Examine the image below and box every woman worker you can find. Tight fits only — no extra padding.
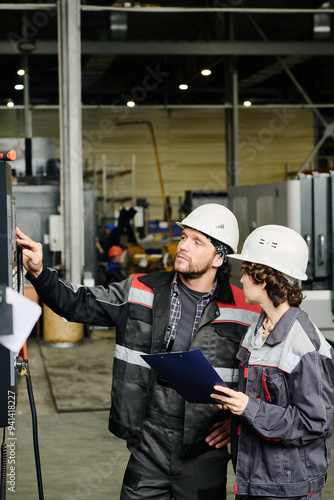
[211,225,334,500]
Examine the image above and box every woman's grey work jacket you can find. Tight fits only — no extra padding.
[232,307,334,497]
[28,267,260,458]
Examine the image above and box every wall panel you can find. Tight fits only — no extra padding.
[0,106,314,220]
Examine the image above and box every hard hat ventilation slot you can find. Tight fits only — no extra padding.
[258,238,278,248]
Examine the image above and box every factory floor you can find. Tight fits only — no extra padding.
[12,332,334,500]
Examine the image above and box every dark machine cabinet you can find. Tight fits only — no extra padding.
[300,173,332,291]
[330,173,334,313]
[228,175,334,341]
[183,190,228,216]
[312,174,331,285]
[0,160,16,428]
[300,176,314,282]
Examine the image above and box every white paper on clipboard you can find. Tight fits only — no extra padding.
[0,288,42,352]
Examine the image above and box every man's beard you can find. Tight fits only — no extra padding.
[174,253,213,280]
[178,268,209,280]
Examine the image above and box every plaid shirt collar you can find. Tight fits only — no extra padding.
[165,273,217,351]
[171,272,217,299]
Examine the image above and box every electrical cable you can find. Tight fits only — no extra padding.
[17,243,44,498]
[0,427,7,500]
[24,362,44,500]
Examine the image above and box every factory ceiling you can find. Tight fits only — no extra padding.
[0,0,333,115]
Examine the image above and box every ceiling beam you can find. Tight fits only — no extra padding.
[3,103,334,110]
[1,4,334,14]
[2,40,334,56]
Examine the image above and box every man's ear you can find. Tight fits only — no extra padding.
[212,253,223,269]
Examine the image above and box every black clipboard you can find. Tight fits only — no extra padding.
[141,349,227,404]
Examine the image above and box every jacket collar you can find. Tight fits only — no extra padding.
[138,270,235,304]
[256,306,301,345]
[138,270,176,288]
[214,279,235,304]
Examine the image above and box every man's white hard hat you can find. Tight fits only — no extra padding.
[176,203,239,253]
[228,224,309,281]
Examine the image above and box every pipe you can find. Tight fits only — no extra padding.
[1,4,334,14]
[80,6,334,14]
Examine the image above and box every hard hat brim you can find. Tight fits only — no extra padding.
[175,222,237,253]
[228,252,308,281]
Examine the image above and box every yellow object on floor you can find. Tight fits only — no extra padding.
[43,305,83,345]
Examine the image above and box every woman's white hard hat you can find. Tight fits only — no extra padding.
[176,203,239,253]
[228,224,308,281]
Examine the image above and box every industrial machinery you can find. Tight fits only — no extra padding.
[0,151,44,499]
[228,174,334,342]
[183,190,228,215]
[12,181,98,285]
[0,151,17,429]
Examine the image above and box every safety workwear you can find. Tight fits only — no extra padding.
[229,224,308,281]
[233,307,334,497]
[108,245,123,258]
[176,203,239,253]
[28,267,260,456]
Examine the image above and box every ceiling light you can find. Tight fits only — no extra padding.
[179,84,188,90]
[18,40,36,53]
[7,100,14,108]
[243,100,252,107]
[126,100,135,108]
[17,69,25,76]
[201,69,211,76]
[313,25,330,33]
[313,2,331,38]
[14,84,24,90]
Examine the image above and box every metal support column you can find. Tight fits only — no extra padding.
[225,58,239,188]
[23,58,32,176]
[225,14,239,188]
[102,154,107,218]
[57,0,84,283]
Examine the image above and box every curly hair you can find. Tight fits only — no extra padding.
[241,262,305,307]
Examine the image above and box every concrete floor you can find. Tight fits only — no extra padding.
[11,336,334,500]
